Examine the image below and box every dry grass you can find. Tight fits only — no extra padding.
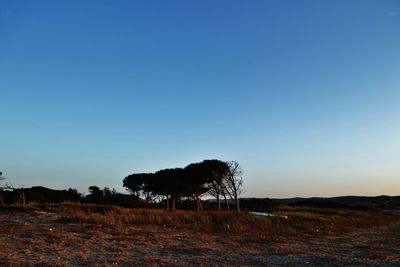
[24,202,400,237]
[1,203,400,266]
[51,202,274,233]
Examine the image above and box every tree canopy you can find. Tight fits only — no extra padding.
[123,159,243,211]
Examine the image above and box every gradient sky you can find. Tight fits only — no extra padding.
[1,0,399,197]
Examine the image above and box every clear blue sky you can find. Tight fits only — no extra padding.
[1,0,399,197]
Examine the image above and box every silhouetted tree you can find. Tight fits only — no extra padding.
[123,173,156,204]
[154,168,188,211]
[184,162,210,211]
[88,186,102,196]
[223,161,243,212]
[123,159,244,212]
[202,160,229,211]
[0,173,26,206]
[102,187,112,198]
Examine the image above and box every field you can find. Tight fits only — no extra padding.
[1,204,399,266]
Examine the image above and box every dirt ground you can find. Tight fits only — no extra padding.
[1,210,399,266]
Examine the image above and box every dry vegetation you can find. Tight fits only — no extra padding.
[1,203,399,266]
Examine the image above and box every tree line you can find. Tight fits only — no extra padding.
[0,159,243,212]
[123,159,243,212]
[0,185,142,207]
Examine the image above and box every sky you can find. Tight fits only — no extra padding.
[0,0,399,198]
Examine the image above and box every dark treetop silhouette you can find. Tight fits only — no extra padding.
[123,159,243,212]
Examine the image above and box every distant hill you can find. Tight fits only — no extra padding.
[209,195,400,205]
[274,195,400,205]
[234,195,400,211]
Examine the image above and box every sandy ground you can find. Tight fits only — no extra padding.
[0,210,399,266]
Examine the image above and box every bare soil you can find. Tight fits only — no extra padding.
[0,209,399,266]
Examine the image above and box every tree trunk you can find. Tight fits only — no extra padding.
[168,196,176,211]
[222,192,230,210]
[199,197,203,211]
[235,196,240,212]
[166,196,169,211]
[195,195,203,211]
[21,190,25,207]
[234,193,240,212]
[195,196,200,211]
[171,196,176,211]
[216,194,221,211]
